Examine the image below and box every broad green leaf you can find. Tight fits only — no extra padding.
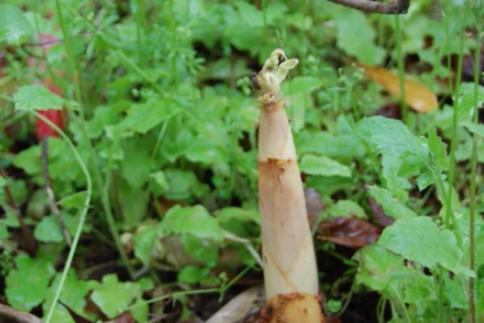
[177,265,205,284]
[382,153,411,191]
[0,5,33,45]
[296,130,365,160]
[300,154,351,177]
[91,274,141,318]
[333,10,385,65]
[328,200,367,219]
[43,271,92,323]
[0,222,8,239]
[181,234,219,266]
[34,215,64,243]
[443,275,468,309]
[0,176,6,188]
[185,139,227,165]
[216,207,260,225]
[354,245,406,292]
[428,129,448,170]
[150,171,170,192]
[120,101,173,134]
[455,83,484,121]
[14,85,64,111]
[133,226,160,266]
[356,116,428,162]
[461,121,484,138]
[234,1,264,27]
[282,76,323,95]
[13,146,41,175]
[118,179,149,229]
[378,217,474,276]
[368,186,417,219]
[6,254,55,311]
[58,191,88,210]
[162,205,224,242]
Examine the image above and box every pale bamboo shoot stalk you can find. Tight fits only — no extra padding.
[255,49,325,323]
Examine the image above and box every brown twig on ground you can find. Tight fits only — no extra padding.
[0,166,38,256]
[0,303,44,323]
[326,0,410,14]
[41,137,72,247]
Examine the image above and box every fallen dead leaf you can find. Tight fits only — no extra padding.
[359,63,438,113]
[317,216,381,249]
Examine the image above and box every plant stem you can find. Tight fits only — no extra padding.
[54,0,134,277]
[394,15,407,124]
[468,4,482,322]
[37,113,92,323]
[445,7,467,229]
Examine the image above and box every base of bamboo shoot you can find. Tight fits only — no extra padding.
[259,293,327,323]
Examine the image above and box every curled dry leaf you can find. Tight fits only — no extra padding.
[206,285,265,323]
[317,216,381,249]
[367,196,394,227]
[359,63,438,113]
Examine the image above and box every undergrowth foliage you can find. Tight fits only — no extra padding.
[0,0,483,322]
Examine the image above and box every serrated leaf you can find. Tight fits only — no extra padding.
[328,200,367,219]
[6,254,55,311]
[378,217,474,276]
[14,85,64,111]
[0,5,33,45]
[91,274,141,319]
[43,271,92,323]
[368,186,417,219]
[300,154,351,177]
[58,191,87,210]
[34,215,64,243]
[162,205,224,242]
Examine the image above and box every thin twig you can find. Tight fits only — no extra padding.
[41,137,72,247]
[0,303,44,323]
[0,166,37,257]
[325,0,410,14]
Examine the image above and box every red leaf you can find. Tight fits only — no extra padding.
[317,216,381,249]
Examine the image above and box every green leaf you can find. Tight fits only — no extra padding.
[162,205,224,242]
[356,116,428,163]
[378,217,474,276]
[91,274,141,318]
[13,146,41,175]
[328,200,367,219]
[234,1,264,27]
[181,234,219,267]
[6,254,55,311]
[333,10,385,65]
[0,176,6,188]
[216,207,260,225]
[455,83,484,121]
[58,191,87,210]
[300,154,351,177]
[14,85,64,111]
[120,101,173,134]
[296,130,364,160]
[133,226,160,266]
[118,178,150,229]
[43,271,92,323]
[428,129,448,170]
[381,153,411,191]
[185,139,227,165]
[0,222,8,239]
[0,5,33,45]
[150,171,170,192]
[34,215,64,243]
[368,186,417,219]
[177,265,208,284]
[354,245,406,292]
[461,121,484,138]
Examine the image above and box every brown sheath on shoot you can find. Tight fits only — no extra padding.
[255,49,325,323]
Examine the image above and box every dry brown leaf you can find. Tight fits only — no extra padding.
[359,63,438,113]
[317,216,381,249]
